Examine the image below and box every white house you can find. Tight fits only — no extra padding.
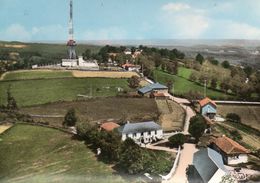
[199,97,217,119]
[212,136,250,165]
[192,148,229,183]
[118,121,163,144]
[62,56,99,70]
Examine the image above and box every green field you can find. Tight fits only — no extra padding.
[0,78,129,107]
[153,70,232,99]
[3,71,73,80]
[177,67,193,79]
[0,124,124,183]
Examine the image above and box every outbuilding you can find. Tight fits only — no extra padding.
[211,136,250,165]
[199,97,217,119]
[138,82,168,97]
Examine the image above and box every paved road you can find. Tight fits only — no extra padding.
[163,143,198,183]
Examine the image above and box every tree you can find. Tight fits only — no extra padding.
[244,66,253,77]
[195,53,204,64]
[210,78,218,89]
[188,115,207,142]
[63,108,77,126]
[119,138,145,174]
[127,76,140,88]
[83,49,92,59]
[6,86,18,110]
[189,72,198,82]
[166,80,174,92]
[226,113,241,123]
[168,133,185,148]
[222,60,230,69]
[166,62,178,75]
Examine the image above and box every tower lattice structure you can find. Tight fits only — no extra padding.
[67,0,77,59]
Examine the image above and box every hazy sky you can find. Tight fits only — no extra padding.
[1,0,260,41]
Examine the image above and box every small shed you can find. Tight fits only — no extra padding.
[199,97,217,119]
[211,136,250,165]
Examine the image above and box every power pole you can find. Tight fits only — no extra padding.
[204,79,207,98]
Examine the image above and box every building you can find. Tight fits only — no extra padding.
[100,121,120,132]
[199,97,217,119]
[138,82,168,97]
[150,92,169,100]
[62,56,99,70]
[124,48,132,55]
[192,148,228,183]
[118,121,163,144]
[61,0,99,70]
[211,136,250,165]
[121,63,141,72]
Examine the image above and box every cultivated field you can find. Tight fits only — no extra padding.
[21,97,159,127]
[217,104,260,131]
[215,122,260,150]
[0,78,129,107]
[1,70,73,80]
[0,124,124,183]
[156,99,185,132]
[0,124,12,134]
[72,71,139,78]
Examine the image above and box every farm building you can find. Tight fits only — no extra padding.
[138,82,168,97]
[121,63,141,72]
[118,121,163,144]
[192,148,228,183]
[100,121,120,132]
[211,136,250,165]
[199,97,217,119]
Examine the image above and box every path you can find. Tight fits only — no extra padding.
[163,143,198,183]
[146,144,178,153]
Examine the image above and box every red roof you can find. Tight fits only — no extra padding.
[199,97,216,107]
[100,122,120,132]
[214,136,250,155]
[122,63,136,68]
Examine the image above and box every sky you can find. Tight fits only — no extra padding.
[1,0,260,42]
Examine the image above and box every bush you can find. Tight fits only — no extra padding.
[226,113,241,123]
[230,130,242,141]
[169,133,185,148]
[63,108,77,126]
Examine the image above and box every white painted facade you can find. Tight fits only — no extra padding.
[122,129,163,144]
[227,154,248,165]
[62,56,99,70]
[208,169,227,183]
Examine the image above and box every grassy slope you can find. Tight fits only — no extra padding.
[154,70,231,99]
[0,124,124,183]
[0,78,129,106]
[3,70,73,80]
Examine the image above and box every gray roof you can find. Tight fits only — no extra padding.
[138,82,168,94]
[193,148,227,183]
[118,121,162,134]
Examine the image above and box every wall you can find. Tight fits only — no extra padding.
[122,129,163,144]
[227,154,248,165]
[201,104,216,116]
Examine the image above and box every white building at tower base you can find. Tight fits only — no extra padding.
[62,56,99,70]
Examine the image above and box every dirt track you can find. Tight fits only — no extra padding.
[72,70,139,78]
